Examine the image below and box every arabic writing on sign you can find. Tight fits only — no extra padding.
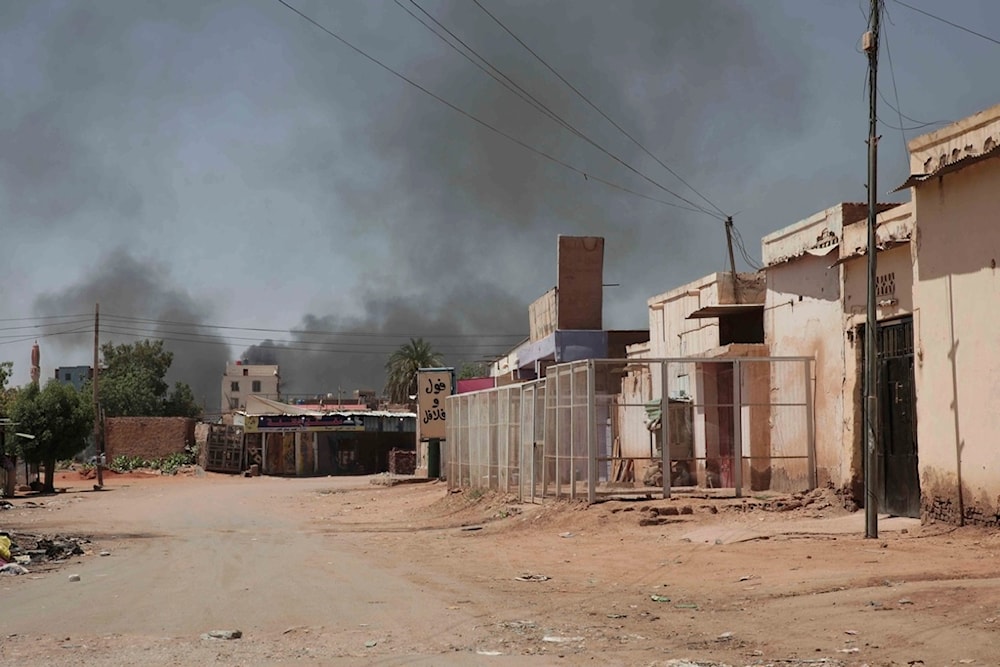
[424,377,448,394]
[416,369,453,440]
[423,397,445,424]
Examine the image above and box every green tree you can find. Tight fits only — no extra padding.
[10,381,93,493]
[164,381,202,418]
[91,340,202,418]
[0,361,13,415]
[458,362,489,379]
[384,338,443,404]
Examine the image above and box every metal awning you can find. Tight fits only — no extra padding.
[894,144,1000,192]
[686,304,764,319]
[829,239,910,267]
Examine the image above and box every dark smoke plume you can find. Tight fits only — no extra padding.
[32,249,227,412]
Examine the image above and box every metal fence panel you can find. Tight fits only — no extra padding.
[446,356,814,501]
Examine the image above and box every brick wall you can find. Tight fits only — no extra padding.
[105,417,196,462]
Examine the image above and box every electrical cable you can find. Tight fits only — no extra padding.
[101,313,526,340]
[880,5,910,163]
[875,86,947,127]
[0,319,92,334]
[275,0,719,219]
[892,0,1000,48]
[394,0,574,136]
[0,326,93,347]
[400,0,723,220]
[99,326,513,357]
[471,0,728,219]
[98,323,514,352]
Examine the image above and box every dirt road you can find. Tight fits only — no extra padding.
[2,472,999,666]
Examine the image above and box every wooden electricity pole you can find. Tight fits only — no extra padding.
[863,0,881,538]
[93,303,104,488]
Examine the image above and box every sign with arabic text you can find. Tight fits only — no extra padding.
[417,368,454,440]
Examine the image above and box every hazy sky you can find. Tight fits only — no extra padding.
[2,0,999,408]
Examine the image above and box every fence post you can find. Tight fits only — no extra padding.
[661,360,671,499]
[552,371,559,500]
[805,358,817,490]
[732,359,743,498]
[587,360,597,504]
[569,365,577,501]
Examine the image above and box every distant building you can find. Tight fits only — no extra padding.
[222,361,280,413]
[54,366,94,392]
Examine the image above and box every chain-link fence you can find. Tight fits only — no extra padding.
[447,356,814,502]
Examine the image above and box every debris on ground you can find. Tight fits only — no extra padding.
[202,630,242,640]
[0,563,29,575]
[0,532,92,571]
[515,573,550,582]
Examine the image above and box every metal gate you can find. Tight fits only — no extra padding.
[877,317,919,517]
[205,424,244,474]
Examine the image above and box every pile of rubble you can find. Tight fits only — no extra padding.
[0,531,90,575]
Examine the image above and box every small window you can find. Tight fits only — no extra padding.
[252,380,261,393]
[243,368,249,376]
[231,381,240,392]
[229,397,240,410]
[64,373,72,381]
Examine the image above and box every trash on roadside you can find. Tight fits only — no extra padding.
[650,594,671,603]
[607,613,627,619]
[515,574,551,582]
[0,534,10,561]
[68,574,81,582]
[0,563,29,576]
[542,635,584,643]
[202,630,242,640]
[476,650,503,656]
[559,532,575,538]
[364,639,378,648]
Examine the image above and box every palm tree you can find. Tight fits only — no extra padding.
[384,338,444,404]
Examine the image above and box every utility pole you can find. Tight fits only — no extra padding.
[863,0,881,538]
[93,303,104,488]
[724,216,741,303]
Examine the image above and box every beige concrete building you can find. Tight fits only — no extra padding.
[761,202,913,500]
[757,100,1000,525]
[620,271,768,488]
[222,361,280,413]
[903,102,1000,526]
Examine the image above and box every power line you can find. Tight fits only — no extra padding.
[99,327,514,357]
[400,0,723,220]
[892,0,1000,48]
[0,319,92,334]
[0,326,92,347]
[274,0,716,218]
[471,0,728,219]
[880,5,911,163]
[0,313,90,323]
[394,0,571,134]
[99,323,515,352]
[102,313,525,340]
[875,86,946,127]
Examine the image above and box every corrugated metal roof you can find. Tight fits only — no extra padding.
[894,143,1000,191]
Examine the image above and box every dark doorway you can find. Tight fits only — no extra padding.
[877,317,920,517]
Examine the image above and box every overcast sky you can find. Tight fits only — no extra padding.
[2,0,999,409]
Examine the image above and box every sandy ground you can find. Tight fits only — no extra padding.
[1,470,998,666]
